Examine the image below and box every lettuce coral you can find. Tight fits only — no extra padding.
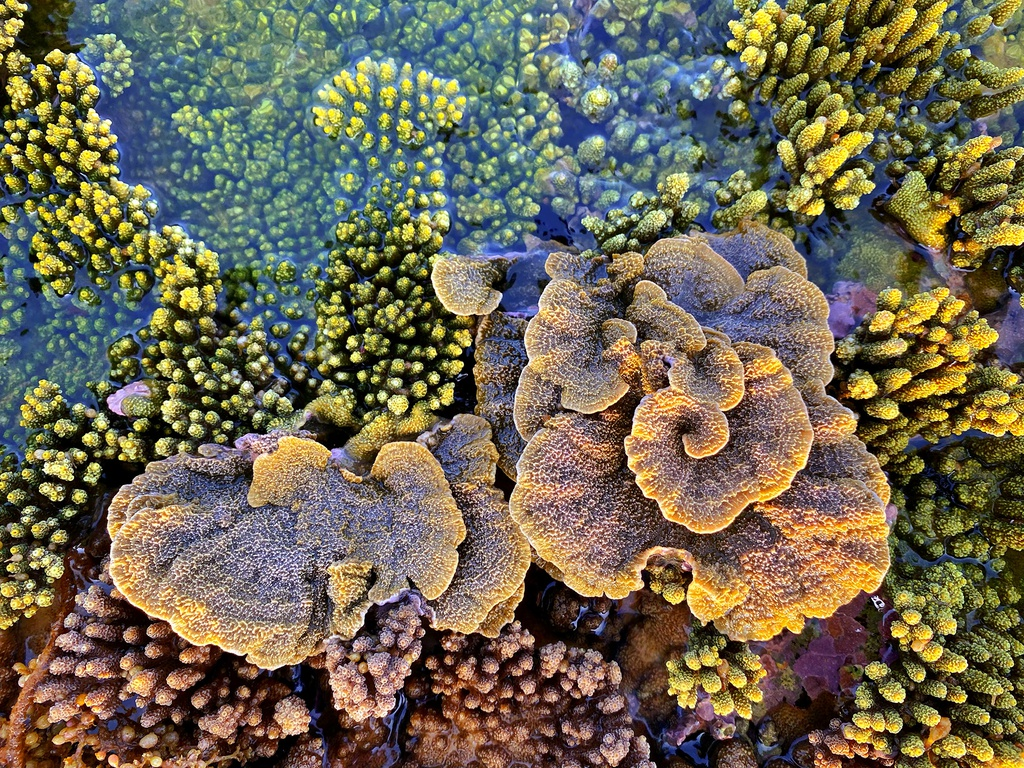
[107,433,466,668]
[475,222,893,640]
[833,286,1024,478]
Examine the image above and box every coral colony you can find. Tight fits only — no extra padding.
[1,0,1024,766]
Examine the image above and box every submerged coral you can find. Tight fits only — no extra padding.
[449,222,894,641]
[833,287,1024,478]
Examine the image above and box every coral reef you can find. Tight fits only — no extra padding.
[495,222,891,640]
[405,621,656,767]
[107,433,466,667]
[667,620,766,719]
[3,567,308,767]
[833,287,1024,478]
[304,180,474,459]
[0,381,125,628]
[81,33,133,97]
[830,435,1024,768]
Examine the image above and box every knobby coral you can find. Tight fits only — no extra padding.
[404,621,657,767]
[833,286,1024,479]
[4,567,308,768]
[436,221,891,640]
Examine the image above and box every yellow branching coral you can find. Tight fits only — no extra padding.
[490,222,889,640]
[834,287,1024,478]
[108,434,467,668]
[884,137,1024,269]
[312,56,465,214]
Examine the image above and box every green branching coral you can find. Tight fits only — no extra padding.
[667,619,766,719]
[108,226,296,461]
[305,180,474,459]
[0,381,125,628]
[311,56,464,216]
[834,287,1024,479]
[726,0,1024,219]
[0,49,156,297]
[837,437,1024,768]
[885,136,1024,270]
[583,172,700,254]
[81,33,133,98]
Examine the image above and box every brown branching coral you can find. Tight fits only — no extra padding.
[404,621,656,768]
[309,594,429,723]
[107,433,466,667]
[833,286,1024,478]
[502,222,890,640]
[6,568,308,768]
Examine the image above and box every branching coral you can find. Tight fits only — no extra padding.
[667,620,767,719]
[310,594,429,723]
[726,0,1024,219]
[81,33,133,98]
[833,286,1024,478]
[405,621,657,767]
[884,136,1024,269]
[470,222,893,640]
[0,49,156,296]
[304,179,474,460]
[831,436,1024,768]
[0,380,127,628]
[107,433,466,667]
[5,567,308,767]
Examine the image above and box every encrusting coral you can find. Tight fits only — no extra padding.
[431,221,891,641]
[403,620,657,768]
[3,566,308,768]
[106,418,527,668]
[833,286,1024,479]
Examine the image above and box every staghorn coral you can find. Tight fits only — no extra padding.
[830,438,1024,768]
[667,620,767,719]
[833,286,1024,478]
[311,56,464,216]
[884,137,1024,270]
[80,33,133,98]
[493,222,890,640]
[6,567,308,768]
[304,178,474,460]
[584,172,700,255]
[404,621,656,768]
[107,225,297,461]
[107,433,466,668]
[310,594,429,723]
[0,49,156,297]
[0,380,127,628]
[726,0,1024,219]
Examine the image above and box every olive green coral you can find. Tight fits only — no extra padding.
[305,181,474,459]
[838,438,1024,768]
[0,380,125,628]
[833,286,1024,478]
[666,619,766,719]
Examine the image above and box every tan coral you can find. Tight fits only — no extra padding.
[421,414,530,635]
[510,222,888,640]
[626,343,814,533]
[431,253,510,315]
[108,434,465,668]
[474,311,529,479]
